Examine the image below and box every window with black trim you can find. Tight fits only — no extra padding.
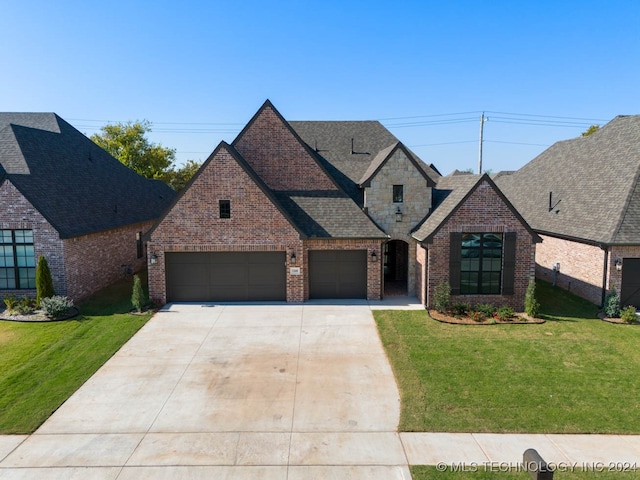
[219,200,231,219]
[393,185,404,203]
[460,233,503,294]
[136,232,143,259]
[0,229,36,289]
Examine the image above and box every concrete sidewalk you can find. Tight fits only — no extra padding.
[1,299,639,478]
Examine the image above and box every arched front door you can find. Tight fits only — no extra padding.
[384,240,408,296]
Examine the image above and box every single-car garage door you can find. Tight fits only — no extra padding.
[621,258,640,308]
[309,250,367,299]
[166,252,286,302]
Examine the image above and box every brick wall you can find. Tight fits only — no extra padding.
[148,145,303,304]
[535,234,605,305]
[0,180,65,297]
[234,104,338,192]
[63,220,153,301]
[425,181,536,310]
[415,243,427,304]
[303,238,383,300]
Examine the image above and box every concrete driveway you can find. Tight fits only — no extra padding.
[0,302,412,479]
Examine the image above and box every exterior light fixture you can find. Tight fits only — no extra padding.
[371,251,378,262]
[150,254,158,265]
[395,207,403,222]
[615,258,623,271]
[290,252,296,264]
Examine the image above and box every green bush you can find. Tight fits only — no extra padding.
[35,256,55,307]
[40,296,74,319]
[468,310,485,322]
[451,302,471,316]
[433,281,451,313]
[524,279,540,317]
[15,296,35,315]
[131,274,147,313]
[496,305,515,322]
[620,306,637,324]
[475,303,495,317]
[3,295,18,312]
[604,287,621,318]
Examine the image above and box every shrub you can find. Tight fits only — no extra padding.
[620,306,637,324]
[468,310,485,322]
[4,294,18,312]
[524,279,540,318]
[433,281,451,313]
[496,305,515,322]
[40,295,74,319]
[451,302,471,316]
[15,296,35,315]
[131,274,147,313]
[475,303,495,317]
[35,256,55,307]
[604,287,621,318]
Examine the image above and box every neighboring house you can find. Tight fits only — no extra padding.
[148,100,538,308]
[0,113,175,301]
[497,115,640,308]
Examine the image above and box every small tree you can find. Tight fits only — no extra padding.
[433,281,451,313]
[604,287,621,318]
[524,278,540,318]
[35,256,55,307]
[131,274,146,313]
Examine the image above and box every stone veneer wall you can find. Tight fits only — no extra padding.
[63,220,152,301]
[425,180,536,310]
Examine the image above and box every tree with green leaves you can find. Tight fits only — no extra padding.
[581,125,600,137]
[35,255,55,307]
[164,159,202,192]
[91,120,176,181]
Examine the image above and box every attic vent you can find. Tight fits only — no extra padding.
[88,152,92,162]
[351,138,354,154]
[549,191,561,213]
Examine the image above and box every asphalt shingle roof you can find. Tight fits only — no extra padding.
[0,113,175,239]
[496,115,640,245]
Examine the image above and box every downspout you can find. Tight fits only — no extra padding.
[601,245,609,308]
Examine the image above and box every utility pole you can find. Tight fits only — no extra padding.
[478,112,488,174]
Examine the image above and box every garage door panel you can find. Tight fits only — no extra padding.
[309,250,367,299]
[166,252,285,302]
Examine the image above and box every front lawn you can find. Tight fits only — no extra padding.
[375,280,640,433]
[0,273,151,434]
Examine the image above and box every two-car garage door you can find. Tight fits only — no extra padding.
[165,249,368,302]
[166,252,286,302]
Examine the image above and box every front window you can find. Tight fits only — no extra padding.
[219,200,231,219]
[0,229,36,289]
[393,185,404,203]
[460,233,503,294]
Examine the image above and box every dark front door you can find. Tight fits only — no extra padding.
[384,240,408,296]
[309,250,367,299]
[621,258,640,308]
[165,252,286,302]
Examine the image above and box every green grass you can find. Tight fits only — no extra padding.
[0,273,151,433]
[375,280,640,433]
[411,466,640,479]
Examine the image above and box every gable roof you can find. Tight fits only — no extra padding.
[496,115,640,245]
[290,120,441,203]
[0,113,175,239]
[412,173,540,243]
[357,141,438,187]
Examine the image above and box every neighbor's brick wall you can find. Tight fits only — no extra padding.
[608,245,640,294]
[148,146,303,304]
[363,148,432,234]
[535,234,604,305]
[234,105,338,192]
[63,220,153,301]
[426,180,536,310]
[303,238,384,300]
[0,180,65,297]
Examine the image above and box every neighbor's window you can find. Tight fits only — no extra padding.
[460,233,503,294]
[136,232,143,259]
[393,185,404,203]
[219,200,231,219]
[0,229,36,289]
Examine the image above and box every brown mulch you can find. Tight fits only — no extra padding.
[0,307,80,323]
[598,312,640,325]
[428,309,545,325]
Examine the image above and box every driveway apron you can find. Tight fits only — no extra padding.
[0,303,410,479]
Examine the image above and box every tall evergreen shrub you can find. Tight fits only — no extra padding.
[35,255,55,307]
[524,279,540,317]
[131,274,146,313]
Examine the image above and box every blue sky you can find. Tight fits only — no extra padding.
[2,0,639,174]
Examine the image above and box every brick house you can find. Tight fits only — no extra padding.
[0,113,175,301]
[148,101,538,308]
[497,115,640,308]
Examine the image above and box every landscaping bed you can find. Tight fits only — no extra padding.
[429,308,544,325]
